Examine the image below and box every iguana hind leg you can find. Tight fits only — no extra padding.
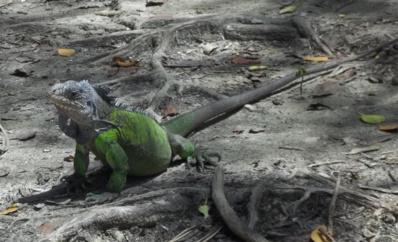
[168,133,221,170]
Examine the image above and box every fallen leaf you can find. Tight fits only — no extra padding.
[335,67,356,80]
[164,105,178,117]
[38,218,68,235]
[310,225,331,242]
[279,6,296,14]
[198,204,210,219]
[312,81,339,97]
[232,126,243,134]
[348,145,380,155]
[248,65,267,71]
[202,43,218,55]
[112,57,139,67]
[0,204,19,215]
[378,125,398,131]
[58,49,75,57]
[303,56,329,62]
[63,155,74,162]
[339,14,346,18]
[358,113,386,124]
[231,56,261,65]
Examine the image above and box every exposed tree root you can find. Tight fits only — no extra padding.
[327,172,341,237]
[79,15,333,113]
[212,163,269,242]
[34,187,210,241]
[247,181,266,230]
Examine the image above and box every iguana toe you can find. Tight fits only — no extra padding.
[188,151,221,171]
[85,192,119,206]
[61,173,89,194]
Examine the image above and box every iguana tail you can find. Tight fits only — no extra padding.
[162,70,302,137]
[162,37,398,137]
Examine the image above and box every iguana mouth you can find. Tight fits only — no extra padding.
[50,95,85,113]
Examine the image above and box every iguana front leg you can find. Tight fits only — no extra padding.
[168,134,220,170]
[94,133,129,192]
[61,143,90,193]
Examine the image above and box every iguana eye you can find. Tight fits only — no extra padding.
[70,91,78,98]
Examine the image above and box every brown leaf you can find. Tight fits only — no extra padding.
[112,57,139,67]
[303,56,328,62]
[63,155,74,162]
[312,81,339,97]
[379,125,398,131]
[38,218,69,235]
[231,56,261,65]
[232,126,243,134]
[335,67,356,80]
[164,105,178,117]
[58,49,75,57]
[310,225,331,242]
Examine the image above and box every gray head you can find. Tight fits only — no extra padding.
[49,80,107,124]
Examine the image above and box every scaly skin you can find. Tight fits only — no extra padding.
[50,81,194,192]
[50,37,398,194]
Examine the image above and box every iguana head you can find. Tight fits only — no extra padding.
[50,80,109,124]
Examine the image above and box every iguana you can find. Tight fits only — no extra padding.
[49,38,397,195]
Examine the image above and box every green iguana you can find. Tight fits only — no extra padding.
[49,39,397,195]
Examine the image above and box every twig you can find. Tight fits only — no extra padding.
[308,161,345,168]
[170,224,201,242]
[319,227,337,242]
[212,163,269,242]
[196,226,223,242]
[357,184,398,195]
[0,122,10,155]
[328,172,341,237]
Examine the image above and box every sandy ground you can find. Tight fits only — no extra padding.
[1,0,398,241]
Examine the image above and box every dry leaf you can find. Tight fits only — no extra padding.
[348,145,380,155]
[0,204,19,215]
[310,225,331,242]
[312,81,339,97]
[303,56,329,62]
[38,218,68,235]
[112,57,139,67]
[379,125,398,131]
[231,56,261,65]
[58,49,75,57]
[164,105,178,117]
[335,67,356,80]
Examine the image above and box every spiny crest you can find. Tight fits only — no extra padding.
[82,81,157,121]
[113,101,158,122]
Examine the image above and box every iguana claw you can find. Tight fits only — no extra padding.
[187,151,221,171]
[61,173,89,194]
[85,192,119,206]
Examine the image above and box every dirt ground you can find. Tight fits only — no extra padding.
[1,0,398,241]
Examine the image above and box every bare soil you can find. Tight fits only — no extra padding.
[1,0,398,241]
